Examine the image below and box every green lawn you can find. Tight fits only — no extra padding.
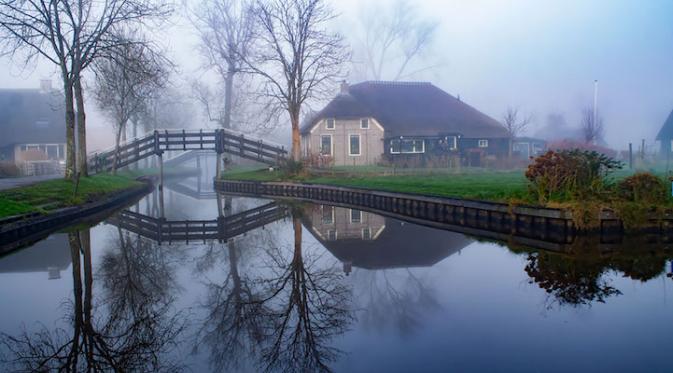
[222,168,530,202]
[0,174,143,219]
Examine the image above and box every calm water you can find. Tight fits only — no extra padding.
[1,172,672,372]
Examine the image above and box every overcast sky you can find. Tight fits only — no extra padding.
[2,0,672,151]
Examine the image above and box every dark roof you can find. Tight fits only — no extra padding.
[0,234,71,274]
[304,217,473,270]
[301,81,508,138]
[656,109,673,140]
[0,89,66,148]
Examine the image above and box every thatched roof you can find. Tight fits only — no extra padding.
[301,81,508,138]
[656,109,673,140]
[0,89,65,148]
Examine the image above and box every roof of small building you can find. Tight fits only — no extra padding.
[301,81,508,138]
[656,108,673,140]
[0,89,66,148]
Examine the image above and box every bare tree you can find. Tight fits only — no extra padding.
[354,0,438,81]
[580,106,604,144]
[190,0,255,131]
[93,36,169,174]
[0,0,171,178]
[502,106,532,157]
[243,0,349,161]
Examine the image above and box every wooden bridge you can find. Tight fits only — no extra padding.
[107,202,289,244]
[89,129,287,174]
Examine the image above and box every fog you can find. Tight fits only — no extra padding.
[2,0,672,152]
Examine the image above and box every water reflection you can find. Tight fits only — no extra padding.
[2,178,673,372]
[0,228,185,372]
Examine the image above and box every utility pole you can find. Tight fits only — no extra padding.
[593,80,598,142]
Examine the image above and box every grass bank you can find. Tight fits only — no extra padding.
[0,174,144,219]
[221,168,530,202]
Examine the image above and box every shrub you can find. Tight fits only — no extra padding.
[283,158,305,175]
[525,149,622,202]
[0,161,20,177]
[616,172,667,204]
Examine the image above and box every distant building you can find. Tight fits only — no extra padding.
[300,81,510,167]
[302,204,472,274]
[0,80,66,175]
[512,137,547,159]
[656,109,673,157]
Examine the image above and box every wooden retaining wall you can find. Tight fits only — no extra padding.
[214,180,673,246]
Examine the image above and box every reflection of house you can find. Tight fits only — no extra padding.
[303,205,473,274]
[0,234,71,279]
[0,80,66,175]
[300,81,510,167]
[512,137,546,159]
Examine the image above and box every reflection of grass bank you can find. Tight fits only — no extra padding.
[0,174,144,218]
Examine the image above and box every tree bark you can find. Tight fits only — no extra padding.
[223,66,235,130]
[74,78,88,176]
[112,120,127,175]
[291,110,301,161]
[64,77,76,180]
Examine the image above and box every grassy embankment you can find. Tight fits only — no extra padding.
[221,167,532,202]
[0,174,144,219]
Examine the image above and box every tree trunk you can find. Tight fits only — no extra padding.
[64,78,76,180]
[74,78,88,176]
[291,111,301,161]
[112,121,126,175]
[223,66,235,130]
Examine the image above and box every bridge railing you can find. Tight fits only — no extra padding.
[89,128,288,174]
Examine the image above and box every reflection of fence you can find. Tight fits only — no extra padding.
[108,202,288,243]
[89,129,287,173]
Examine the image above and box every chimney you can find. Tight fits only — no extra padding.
[339,80,349,95]
[40,79,52,93]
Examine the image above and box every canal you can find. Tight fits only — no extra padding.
[0,171,672,372]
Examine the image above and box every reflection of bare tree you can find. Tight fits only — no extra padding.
[197,239,270,372]
[257,215,353,372]
[354,268,439,337]
[1,228,184,372]
[524,252,621,308]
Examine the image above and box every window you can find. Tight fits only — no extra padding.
[321,205,334,224]
[349,134,361,156]
[447,136,457,150]
[326,118,335,129]
[390,139,425,154]
[360,118,369,129]
[327,230,338,241]
[478,139,489,148]
[362,228,371,240]
[320,135,332,155]
[350,209,362,223]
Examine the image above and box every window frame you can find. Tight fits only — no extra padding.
[320,134,333,156]
[325,118,335,130]
[321,205,335,225]
[478,139,489,148]
[349,134,361,156]
[350,209,362,223]
[362,227,371,240]
[360,118,369,129]
[327,230,338,241]
[389,138,425,154]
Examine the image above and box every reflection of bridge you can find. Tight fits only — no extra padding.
[108,202,289,243]
[89,129,287,174]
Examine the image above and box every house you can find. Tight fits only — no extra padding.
[300,81,510,167]
[0,80,66,175]
[302,204,472,274]
[512,137,547,159]
[656,108,673,157]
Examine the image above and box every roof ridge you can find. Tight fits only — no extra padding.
[359,80,432,86]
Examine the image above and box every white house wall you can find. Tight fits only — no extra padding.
[304,118,384,166]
